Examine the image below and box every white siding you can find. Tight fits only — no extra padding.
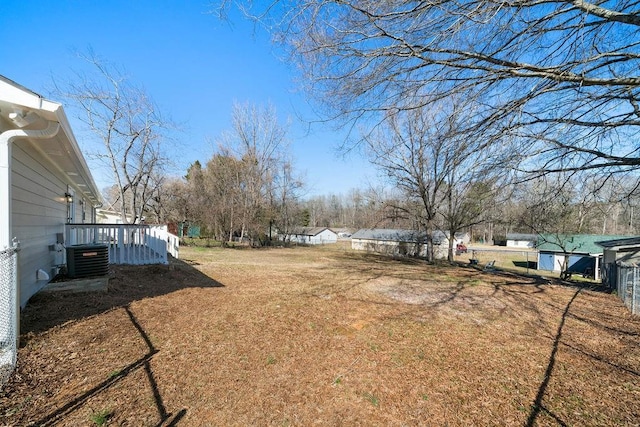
[309,229,338,244]
[540,253,569,272]
[12,139,68,306]
[288,234,309,244]
[507,239,535,248]
[289,229,338,245]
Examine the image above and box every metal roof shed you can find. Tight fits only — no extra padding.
[596,237,640,288]
[536,234,628,281]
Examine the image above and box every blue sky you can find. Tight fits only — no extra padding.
[0,0,377,197]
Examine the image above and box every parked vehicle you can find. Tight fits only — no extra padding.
[456,243,468,255]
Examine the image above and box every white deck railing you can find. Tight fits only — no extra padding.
[65,223,179,265]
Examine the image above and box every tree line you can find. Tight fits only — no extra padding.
[148,102,305,246]
[216,0,640,261]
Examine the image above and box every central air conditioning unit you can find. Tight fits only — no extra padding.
[66,244,109,278]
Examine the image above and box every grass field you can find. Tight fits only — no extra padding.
[1,244,639,426]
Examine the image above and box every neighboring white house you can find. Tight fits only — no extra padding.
[351,228,451,259]
[96,208,131,224]
[0,75,102,307]
[506,233,537,248]
[284,227,338,245]
[332,228,354,239]
[432,230,470,247]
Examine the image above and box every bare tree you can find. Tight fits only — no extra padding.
[230,0,640,180]
[184,102,301,245]
[440,180,498,261]
[179,157,242,241]
[269,158,305,239]
[364,101,499,261]
[148,176,188,224]
[205,152,245,242]
[54,52,173,224]
[224,102,292,243]
[183,161,209,234]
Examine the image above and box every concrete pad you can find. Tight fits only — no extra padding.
[41,277,109,294]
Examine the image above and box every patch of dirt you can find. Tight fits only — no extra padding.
[363,275,517,325]
[1,245,640,426]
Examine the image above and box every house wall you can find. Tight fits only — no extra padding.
[456,233,471,244]
[433,244,448,259]
[310,229,337,244]
[603,249,617,268]
[538,251,598,274]
[11,139,86,306]
[288,234,310,244]
[538,252,565,272]
[602,250,616,287]
[97,211,124,224]
[351,238,423,257]
[289,229,338,245]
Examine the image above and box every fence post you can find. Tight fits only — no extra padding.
[618,265,623,307]
[13,239,19,347]
[631,267,639,314]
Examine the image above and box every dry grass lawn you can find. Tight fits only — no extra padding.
[1,243,640,426]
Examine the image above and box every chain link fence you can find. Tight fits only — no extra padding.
[0,241,19,388]
[615,265,640,315]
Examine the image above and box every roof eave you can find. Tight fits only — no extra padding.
[1,77,102,207]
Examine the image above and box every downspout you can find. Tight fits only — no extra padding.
[0,121,60,344]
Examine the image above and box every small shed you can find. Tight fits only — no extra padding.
[285,227,338,245]
[596,237,640,288]
[506,233,537,248]
[537,234,627,280]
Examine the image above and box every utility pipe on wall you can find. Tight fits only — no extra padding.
[0,120,59,346]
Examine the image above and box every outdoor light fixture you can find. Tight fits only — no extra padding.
[64,192,74,204]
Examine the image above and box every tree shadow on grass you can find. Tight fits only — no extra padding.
[4,256,219,425]
[512,260,538,269]
[20,256,224,339]
[30,306,187,426]
[525,287,582,427]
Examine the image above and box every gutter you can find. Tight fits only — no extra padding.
[51,105,102,208]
